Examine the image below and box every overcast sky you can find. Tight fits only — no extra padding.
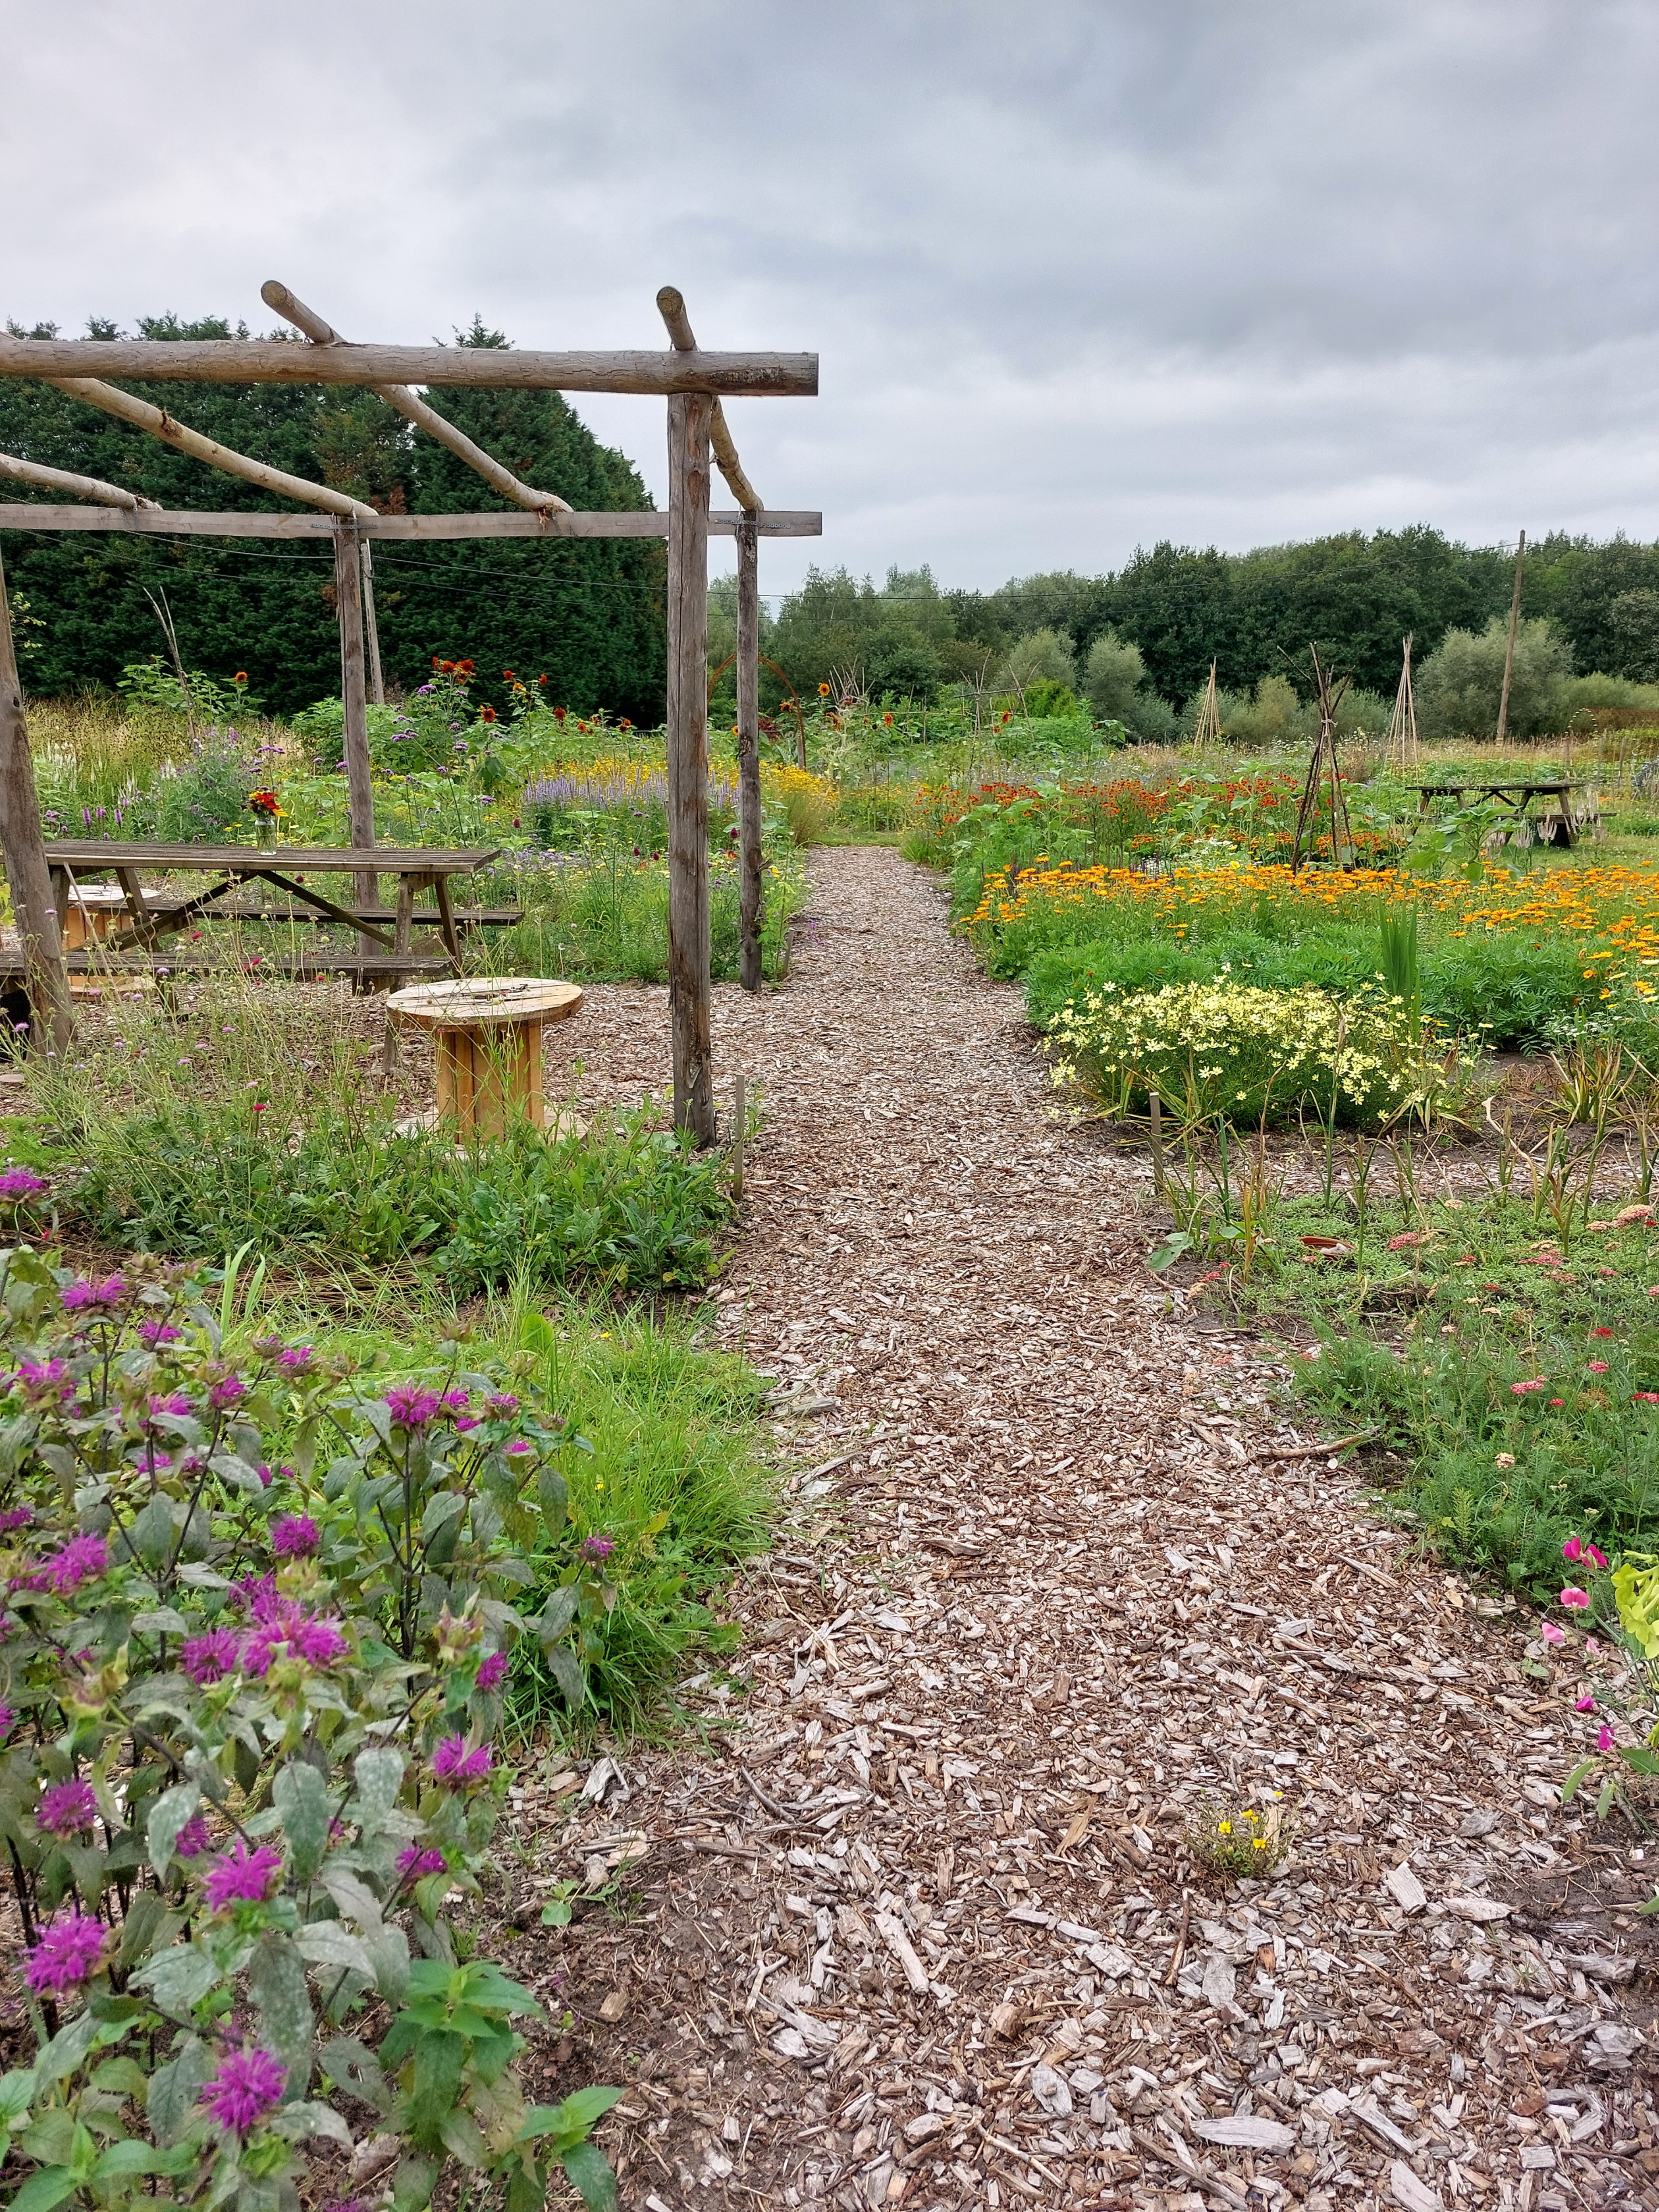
[7,0,1659,597]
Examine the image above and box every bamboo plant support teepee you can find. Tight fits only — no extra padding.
[1191,660,1221,753]
[1290,646,1357,874]
[1386,633,1419,775]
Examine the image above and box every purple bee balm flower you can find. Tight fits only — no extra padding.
[580,1533,615,1561]
[269,1514,320,1559]
[137,1319,183,1347]
[240,1598,346,1677]
[454,1416,480,1432]
[441,1389,470,1410]
[504,1439,534,1457]
[486,1393,520,1415]
[15,1359,66,1395]
[200,2047,286,2136]
[181,1629,241,1686]
[24,1909,108,1997]
[0,1168,46,1201]
[174,1813,211,1858]
[148,1390,194,1420]
[385,1384,442,1430]
[278,1345,312,1370]
[0,1504,32,1532]
[202,1840,284,1912]
[476,1651,508,1692]
[59,1279,97,1311]
[36,1778,98,1837]
[36,1533,108,1594]
[0,1704,13,1737]
[431,1736,493,1787]
[397,1845,447,1880]
[290,1614,347,1667]
[234,1572,280,1618]
[207,1375,246,1410]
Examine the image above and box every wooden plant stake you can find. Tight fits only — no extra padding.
[1192,660,1221,753]
[361,539,385,707]
[1496,529,1526,745]
[1386,633,1418,774]
[665,387,716,1144]
[737,517,764,991]
[1149,1087,1166,1198]
[333,520,377,944]
[0,547,70,1052]
[1290,646,1355,874]
[732,1071,746,1203]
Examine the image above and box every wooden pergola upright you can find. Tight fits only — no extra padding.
[0,286,820,1141]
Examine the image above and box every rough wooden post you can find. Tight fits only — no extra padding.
[666,390,716,1144]
[0,548,70,1053]
[737,517,763,992]
[1496,528,1526,746]
[333,520,377,942]
[361,538,385,707]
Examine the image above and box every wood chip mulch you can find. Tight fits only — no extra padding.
[467,851,1659,2209]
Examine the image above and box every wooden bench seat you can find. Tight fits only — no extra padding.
[3,951,455,981]
[138,901,523,928]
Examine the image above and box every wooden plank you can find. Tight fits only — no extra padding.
[666,389,716,1145]
[361,538,385,706]
[48,377,377,519]
[0,546,70,1048]
[332,521,377,920]
[0,504,822,539]
[736,516,763,992]
[260,282,575,516]
[44,842,501,870]
[0,452,159,510]
[137,901,520,927]
[657,288,764,515]
[0,337,818,397]
[18,951,453,979]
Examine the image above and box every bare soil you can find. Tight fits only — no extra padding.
[478,848,1658,2211]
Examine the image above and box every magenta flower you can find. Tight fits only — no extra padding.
[487,1393,520,1416]
[1587,1360,1609,1375]
[455,1416,479,1432]
[0,1504,32,1532]
[255,1464,275,1488]
[0,1704,13,1737]
[1576,1693,1597,1712]
[239,1598,347,1677]
[290,1615,347,1667]
[0,1169,46,1201]
[385,1384,442,1431]
[147,1390,194,1421]
[181,1629,241,1686]
[476,1651,508,1692]
[580,1533,615,1561]
[174,1813,211,1858]
[1561,1587,1591,1609]
[1598,1724,1615,1752]
[13,1361,64,1397]
[1563,1536,1584,1562]
[397,1845,446,1881]
[431,1737,493,1787]
[277,1345,312,1371]
[200,2047,286,2135]
[137,1319,183,1347]
[441,1389,470,1410]
[1541,1621,1565,1645]
[269,1515,319,1559]
[202,1840,283,1912]
[1587,1542,1609,1569]
[36,1778,98,1837]
[206,1375,246,1410]
[24,1909,108,1997]
[61,1275,124,1313]
[34,1532,108,1593]
[505,1440,534,1458]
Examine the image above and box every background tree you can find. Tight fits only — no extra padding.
[1415,615,1575,739]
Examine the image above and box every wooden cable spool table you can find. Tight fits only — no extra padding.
[385,977,583,1139]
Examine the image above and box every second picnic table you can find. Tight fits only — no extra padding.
[1409,779,1583,846]
[41,841,512,982]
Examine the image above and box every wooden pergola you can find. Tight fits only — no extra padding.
[0,283,820,1142]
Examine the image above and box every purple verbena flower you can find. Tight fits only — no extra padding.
[431,1736,493,1787]
[0,1169,46,1201]
[181,1629,241,1686]
[476,1651,508,1693]
[202,1840,284,1913]
[269,1514,319,1559]
[200,2047,286,2135]
[385,1384,442,1430]
[24,1909,108,1997]
[174,1813,211,1858]
[36,1778,98,1837]
[580,1534,615,1562]
[397,1845,446,1881]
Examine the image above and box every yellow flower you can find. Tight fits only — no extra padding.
[1251,1837,1267,1850]
[1217,1820,1232,1835]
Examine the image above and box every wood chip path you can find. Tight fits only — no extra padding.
[500,847,1657,2212]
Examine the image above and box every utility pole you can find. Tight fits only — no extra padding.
[1496,529,1526,745]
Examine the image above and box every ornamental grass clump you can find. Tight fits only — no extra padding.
[0,1247,625,2212]
[1046,976,1451,1130]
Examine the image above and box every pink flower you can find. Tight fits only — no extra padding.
[24,1910,108,1997]
[1635,1391,1659,1406]
[1598,1724,1615,1752]
[33,1532,108,1594]
[202,1840,283,1912]
[13,1360,65,1397]
[1563,1537,1584,1563]
[1541,1621,1565,1645]
[269,1515,319,1559]
[441,1389,469,1410]
[487,1393,520,1416]
[1511,1378,1547,1395]
[1561,1587,1591,1609]
[36,1778,98,1837]
[431,1736,493,1787]
[277,1346,312,1371]
[137,1319,182,1347]
[181,1629,241,1686]
[200,2047,286,2136]
[1587,1361,1609,1374]
[397,1845,446,1881]
[1587,1542,1609,1569]
[1576,1693,1597,1712]
[174,1813,211,1858]
[580,1533,615,1561]
[385,1385,442,1431]
[476,1651,508,1692]
[0,1168,46,1201]
[206,1375,246,1410]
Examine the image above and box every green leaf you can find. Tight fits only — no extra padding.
[408,2028,467,2154]
[561,2141,619,2212]
[549,2086,626,2140]
[1597,1777,1616,1820]
[248,1932,314,2096]
[272,2099,353,2148]
[132,1943,221,2022]
[536,1587,578,1642]
[147,1783,202,1880]
[34,2008,102,2086]
[131,1608,191,1636]
[272,1761,331,1882]
[390,2154,439,2212]
[127,1495,178,1570]
[147,2036,212,2147]
[546,1646,584,1710]
[293,1922,376,1979]
[8,2167,76,2212]
[1560,1757,1597,1805]
[439,2107,488,2167]
[0,2067,37,2126]
[351,1746,406,1834]
[362,1924,411,2007]
[116,1890,173,1971]
[1620,1747,1659,1776]
[317,2038,390,2116]
[93,2137,198,2179]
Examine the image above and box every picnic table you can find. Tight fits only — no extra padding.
[40,842,512,982]
[1409,779,1584,847]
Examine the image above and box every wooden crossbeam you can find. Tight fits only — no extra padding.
[0,453,159,510]
[0,336,817,396]
[658,288,762,514]
[0,504,822,539]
